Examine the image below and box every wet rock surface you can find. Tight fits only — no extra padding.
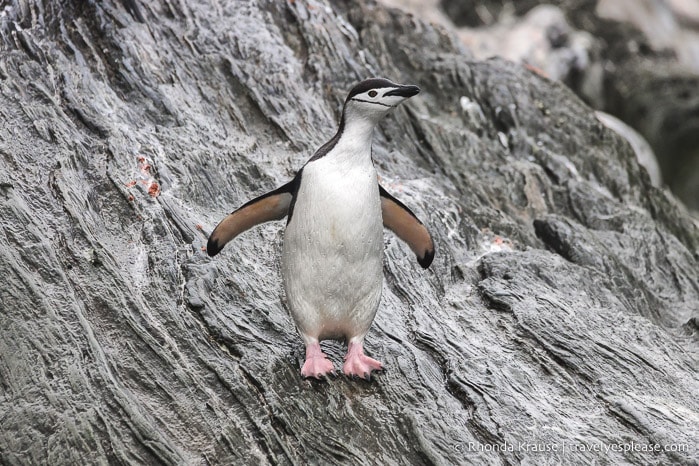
[436,0,699,211]
[1,0,698,464]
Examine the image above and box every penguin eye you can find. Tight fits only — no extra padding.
[368,90,378,98]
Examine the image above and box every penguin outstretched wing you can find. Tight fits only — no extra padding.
[379,185,435,269]
[207,176,299,257]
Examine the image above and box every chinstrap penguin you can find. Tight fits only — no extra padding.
[207,78,435,380]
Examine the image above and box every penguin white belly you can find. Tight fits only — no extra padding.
[281,159,383,343]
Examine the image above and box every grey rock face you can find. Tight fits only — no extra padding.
[1,0,697,464]
[437,0,699,211]
[594,111,661,187]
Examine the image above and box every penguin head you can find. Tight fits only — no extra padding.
[343,78,420,124]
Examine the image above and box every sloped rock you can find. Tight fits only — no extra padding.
[436,0,699,210]
[0,0,697,464]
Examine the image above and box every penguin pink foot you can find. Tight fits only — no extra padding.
[301,342,335,379]
[342,341,383,380]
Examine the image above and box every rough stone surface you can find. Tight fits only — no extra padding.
[1,0,698,464]
[436,0,699,210]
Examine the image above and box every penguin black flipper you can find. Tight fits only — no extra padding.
[379,185,435,269]
[207,176,300,257]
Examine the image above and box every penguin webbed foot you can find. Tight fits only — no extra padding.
[301,364,336,380]
[342,341,384,381]
[301,343,336,380]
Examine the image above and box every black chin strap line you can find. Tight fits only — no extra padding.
[350,98,395,108]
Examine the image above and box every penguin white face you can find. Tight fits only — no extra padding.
[344,78,420,122]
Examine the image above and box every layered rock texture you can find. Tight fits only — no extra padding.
[1,0,697,464]
[432,0,699,210]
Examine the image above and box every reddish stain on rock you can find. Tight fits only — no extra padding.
[148,182,160,197]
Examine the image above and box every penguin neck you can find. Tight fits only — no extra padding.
[331,112,378,163]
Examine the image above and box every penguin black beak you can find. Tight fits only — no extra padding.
[384,85,420,98]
